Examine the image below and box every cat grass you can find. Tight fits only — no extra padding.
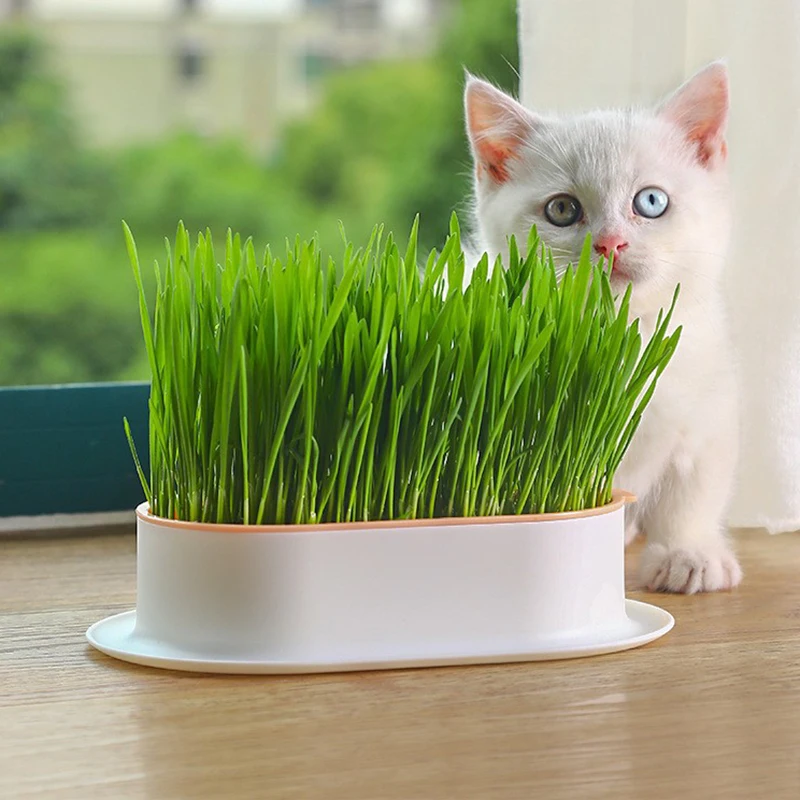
[124,214,680,525]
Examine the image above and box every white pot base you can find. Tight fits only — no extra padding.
[86,599,673,674]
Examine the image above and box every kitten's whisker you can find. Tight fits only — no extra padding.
[650,259,720,294]
[544,247,572,255]
[542,136,576,170]
[652,256,717,275]
[521,141,570,175]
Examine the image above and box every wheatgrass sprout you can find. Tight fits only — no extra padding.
[124,214,680,525]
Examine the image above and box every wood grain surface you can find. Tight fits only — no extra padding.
[2,528,799,799]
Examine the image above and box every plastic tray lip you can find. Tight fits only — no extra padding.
[86,600,674,675]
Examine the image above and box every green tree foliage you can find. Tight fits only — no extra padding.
[274,60,448,245]
[0,0,519,386]
[274,0,519,248]
[111,133,301,243]
[0,28,109,229]
[395,0,520,245]
[0,232,141,384]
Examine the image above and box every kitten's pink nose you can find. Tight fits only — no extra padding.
[594,235,629,258]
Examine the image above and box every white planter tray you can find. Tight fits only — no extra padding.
[87,493,673,674]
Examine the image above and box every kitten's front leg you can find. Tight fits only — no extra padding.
[639,432,742,594]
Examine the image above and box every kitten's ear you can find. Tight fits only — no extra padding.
[464,75,537,185]
[658,61,729,168]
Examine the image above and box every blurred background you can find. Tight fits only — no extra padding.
[0,0,517,387]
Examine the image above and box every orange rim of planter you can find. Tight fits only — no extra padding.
[135,490,636,534]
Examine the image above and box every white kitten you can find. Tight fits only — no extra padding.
[463,63,742,594]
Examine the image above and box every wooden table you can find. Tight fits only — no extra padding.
[3,528,799,799]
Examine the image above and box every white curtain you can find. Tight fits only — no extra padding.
[518,0,800,533]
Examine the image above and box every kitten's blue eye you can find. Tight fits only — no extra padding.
[633,187,669,218]
[545,194,582,227]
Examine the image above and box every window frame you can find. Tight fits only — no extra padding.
[0,382,149,520]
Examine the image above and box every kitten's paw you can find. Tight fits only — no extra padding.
[640,543,743,594]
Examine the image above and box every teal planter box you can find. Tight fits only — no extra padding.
[0,382,149,517]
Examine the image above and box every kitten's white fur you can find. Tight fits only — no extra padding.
[463,63,742,593]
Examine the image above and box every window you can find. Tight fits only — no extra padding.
[302,50,334,80]
[335,0,381,31]
[0,383,149,518]
[0,0,467,522]
[178,42,205,82]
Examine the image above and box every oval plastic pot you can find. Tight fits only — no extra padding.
[86,492,673,674]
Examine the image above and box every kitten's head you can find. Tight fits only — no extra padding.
[464,63,731,316]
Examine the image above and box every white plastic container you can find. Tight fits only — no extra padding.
[86,491,672,673]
